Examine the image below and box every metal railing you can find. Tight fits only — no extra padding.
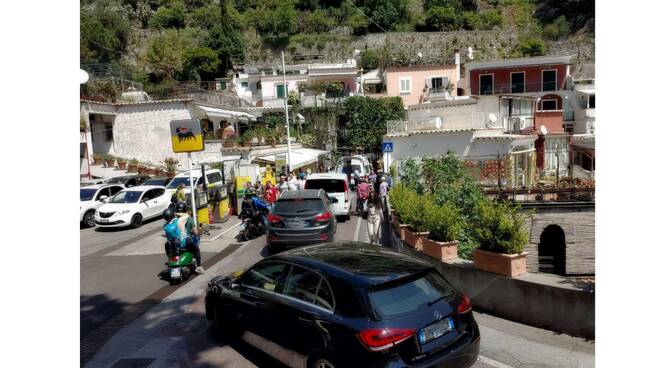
[503,116,534,133]
[387,112,503,135]
[477,81,566,95]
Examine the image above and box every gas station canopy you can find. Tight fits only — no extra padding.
[252,148,330,170]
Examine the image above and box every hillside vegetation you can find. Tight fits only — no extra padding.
[81,0,594,93]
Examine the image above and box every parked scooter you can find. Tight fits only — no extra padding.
[238,212,266,241]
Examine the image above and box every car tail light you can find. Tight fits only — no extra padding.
[314,211,332,222]
[457,294,472,314]
[358,328,416,352]
[268,213,283,224]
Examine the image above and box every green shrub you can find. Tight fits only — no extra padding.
[348,14,369,36]
[424,6,460,31]
[304,10,336,33]
[149,1,186,29]
[479,9,503,30]
[424,202,463,242]
[518,37,545,57]
[399,159,424,194]
[391,186,427,232]
[472,199,529,254]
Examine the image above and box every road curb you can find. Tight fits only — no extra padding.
[201,219,242,243]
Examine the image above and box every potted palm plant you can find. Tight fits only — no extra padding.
[128,159,139,173]
[164,157,178,177]
[116,157,127,170]
[421,203,463,262]
[471,199,529,277]
[137,164,147,174]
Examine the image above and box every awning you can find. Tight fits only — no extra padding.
[252,148,330,170]
[194,105,257,121]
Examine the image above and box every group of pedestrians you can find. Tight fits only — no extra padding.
[242,169,313,211]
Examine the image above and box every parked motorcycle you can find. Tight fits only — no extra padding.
[238,212,267,241]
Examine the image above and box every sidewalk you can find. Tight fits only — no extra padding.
[84,222,266,368]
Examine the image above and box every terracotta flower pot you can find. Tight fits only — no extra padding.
[422,238,459,262]
[104,159,115,168]
[402,230,429,251]
[92,155,102,165]
[401,227,424,249]
[137,166,147,174]
[472,248,528,277]
[117,162,127,170]
[127,164,138,173]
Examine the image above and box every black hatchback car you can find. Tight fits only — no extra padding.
[205,242,480,368]
[266,189,338,250]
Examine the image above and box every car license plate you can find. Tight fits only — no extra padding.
[418,317,454,345]
[98,218,109,223]
[170,267,181,279]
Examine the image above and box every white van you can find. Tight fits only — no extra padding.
[165,168,223,197]
[335,155,373,179]
[304,173,351,219]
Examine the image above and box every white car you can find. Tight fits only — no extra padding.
[165,168,224,198]
[80,184,125,228]
[335,155,373,180]
[94,185,169,229]
[304,173,351,220]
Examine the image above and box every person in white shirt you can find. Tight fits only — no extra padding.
[288,172,299,191]
[277,175,290,193]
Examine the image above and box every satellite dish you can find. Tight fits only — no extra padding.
[540,125,548,136]
[434,117,443,129]
[468,47,474,53]
[417,52,423,58]
[488,113,498,123]
[80,69,89,84]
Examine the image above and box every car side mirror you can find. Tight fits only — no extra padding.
[99,195,108,202]
[331,197,339,203]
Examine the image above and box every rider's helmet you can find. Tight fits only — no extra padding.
[175,201,188,214]
[163,208,175,222]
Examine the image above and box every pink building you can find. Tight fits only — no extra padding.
[383,64,459,107]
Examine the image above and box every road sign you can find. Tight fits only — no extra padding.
[170,119,204,153]
[382,141,394,153]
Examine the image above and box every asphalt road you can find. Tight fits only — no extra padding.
[81,198,594,368]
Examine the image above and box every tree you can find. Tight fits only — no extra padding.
[425,6,460,31]
[80,3,132,62]
[341,96,405,153]
[519,38,546,57]
[149,1,186,29]
[205,24,245,74]
[183,47,220,80]
[304,10,336,33]
[186,4,223,29]
[251,1,297,46]
[479,9,503,30]
[146,30,184,78]
[355,0,409,32]
[348,14,369,36]
[358,48,378,70]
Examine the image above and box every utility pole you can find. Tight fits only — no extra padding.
[282,51,292,174]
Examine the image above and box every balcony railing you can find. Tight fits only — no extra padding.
[387,112,503,135]
[503,116,534,133]
[478,81,566,95]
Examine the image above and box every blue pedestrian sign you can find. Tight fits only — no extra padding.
[382,142,394,152]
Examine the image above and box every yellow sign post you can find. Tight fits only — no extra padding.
[170,119,204,227]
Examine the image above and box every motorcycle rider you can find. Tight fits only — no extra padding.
[241,189,269,226]
[174,202,204,274]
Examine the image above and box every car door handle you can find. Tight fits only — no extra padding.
[254,300,266,307]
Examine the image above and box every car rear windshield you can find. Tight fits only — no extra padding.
[110,191,142,203]
[368,270,455,319]
[167,177,198,189]
[274,198,324,215]
[305,179,345,193]
[144,179,167,186]
[80,189,96,201]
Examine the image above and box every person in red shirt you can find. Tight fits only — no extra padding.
[356,178,371,216]
[264,181,278,211]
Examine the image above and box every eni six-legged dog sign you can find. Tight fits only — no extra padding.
[170,119,204,153]
[170,119,205,226]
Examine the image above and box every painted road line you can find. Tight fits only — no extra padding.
[88,226,163,257]
[478,355,516,368]
[353,216,362,241]
[204,220,243,242]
